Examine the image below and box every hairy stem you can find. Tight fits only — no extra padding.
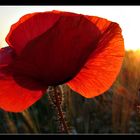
[53,86,69,133]
[48,86,70,133]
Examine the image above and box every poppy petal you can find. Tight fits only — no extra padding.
[6,12,61,55]
[52,10,112,34]
[7,12,101,87]
[67,22,125,98]
[85,15,112,33]
[0,47,15,68]
[0,73,44,112]
[0,47,44,112]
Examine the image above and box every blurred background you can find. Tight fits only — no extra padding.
[0,6,140,134]
[0,50,140,134]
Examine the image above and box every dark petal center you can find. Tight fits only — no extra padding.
[12,14,101,88]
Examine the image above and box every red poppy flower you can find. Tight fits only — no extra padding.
[0,10,125,112]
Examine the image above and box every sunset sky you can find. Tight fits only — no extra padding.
[0,6,140,51]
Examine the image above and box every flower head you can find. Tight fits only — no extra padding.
[0,10,125,112]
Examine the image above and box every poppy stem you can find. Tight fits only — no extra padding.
[54,87,69,133]
[50,86,69,133]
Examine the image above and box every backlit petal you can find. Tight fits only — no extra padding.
[6,12,61,55]
[67,22,125,98]
[0,47,44,112]
[0,72,44,112]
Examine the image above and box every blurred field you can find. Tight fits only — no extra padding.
[0,50,140,134]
